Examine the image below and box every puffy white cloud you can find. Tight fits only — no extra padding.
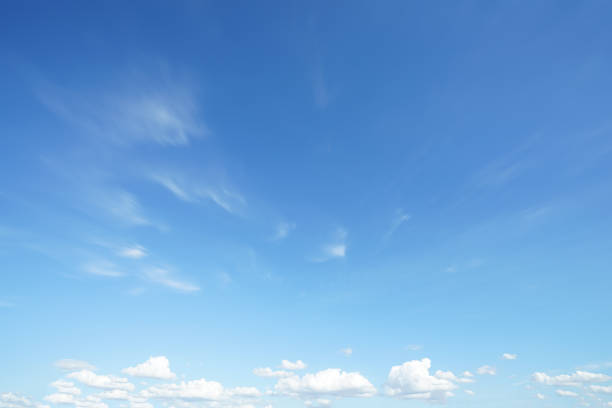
[51,381,81,395]
[118,245,147,259]
[384,358,457,402]
[304,399,331,407]
[122,356,176,379]
[253,368,292,378]
[67,370,134,391]
[55,360,96,372]
[44,394,107,408]
[502,353,517,360]
[94,390,130,400]
[275,368,376,398]
[532,371,611,387]
[141,378,260,403]
[536,393,545,400]
[1,393,48,408]
[280,360,307,371]
[141,378,224,400]
[463,371,474,377]
[556,389,578,397]
[590,385,612,394]
[477,365,496,376]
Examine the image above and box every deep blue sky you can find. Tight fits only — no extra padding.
[1,2,612,408]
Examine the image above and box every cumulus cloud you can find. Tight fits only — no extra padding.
[122,356,176,379]
[141,378,260,402]
[51,381,81,396]
[253,368,292,378]
[55,360,96,372]
[384,358,457,402]
[94,390,130,400]
[502,353,517,360]
[477,365,496,376]
[532,371,611,387]
[590,385,612,394]
[67,370,134,391]
[44,394,107,408]
[556,389,579,397]
[536,393,545,400]
[274,368,376,398]
[1,393,49,408]
[280,360,307,371]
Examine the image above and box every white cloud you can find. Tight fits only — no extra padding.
[141,378,260,402]
[273,222,295,240]
[280,360,307,371]
[118,245,147,259]
[37,76,206,147]
[1,393,49,408]
[51,381,81,396]
[44,394,107,408]
[122,356,176,379]
[536,393,545,400]
[477,365,496,376]
[94,390,130,400]
[97,190,151,226]
[253,368,292,378]
[465,390,475,396]
[502,353,517,360]
[304,399,331,407]
[313,228,348,262]
[384,209,411,241]
[275,368,376,398]
[556,390,579,397]
[151,173,246,215]
[463,371,474,377]
[82,260,123,278]
[143,267,199,293]
[55,360,96,372]
[384,358,457,402]
[67,370,134,391]
[590,385,612,394]
[533,371,611,387]
[340,348,353,357]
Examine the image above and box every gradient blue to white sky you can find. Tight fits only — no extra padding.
[1,1,612,408]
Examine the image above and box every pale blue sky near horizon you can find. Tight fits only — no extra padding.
[1,1,612,408]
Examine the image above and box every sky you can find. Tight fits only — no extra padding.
[1,1,612,408]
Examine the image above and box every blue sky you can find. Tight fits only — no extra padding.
[1,1,612,408]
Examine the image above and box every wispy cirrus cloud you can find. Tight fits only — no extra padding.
[82,260,124,278]
[151,173,246,216]
[311,227,348,262]
[36,72,206,147]
[383,209,411,241]
[143,267,199,293]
